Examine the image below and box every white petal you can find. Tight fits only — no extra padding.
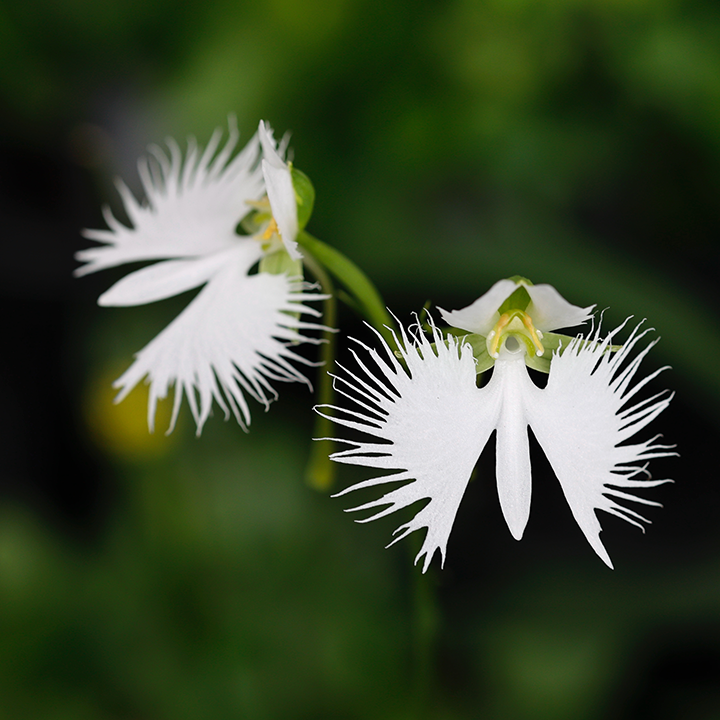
[76,118,265,276]
[112,245,326,434]
[438,279,517,335]
[491,349,536,540]
[526,320,674,567]
[525,284,594,331]
[317,317,500,572]
[258,121,301,260]
[98,244,250,307]
[440,279,594,335]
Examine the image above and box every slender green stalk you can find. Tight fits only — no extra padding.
[298,231,397,347]
[301,250,338,491]
[407,544,438,717]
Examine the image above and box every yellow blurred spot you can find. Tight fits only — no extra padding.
[83,365,180,461]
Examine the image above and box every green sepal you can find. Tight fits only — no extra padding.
[524,351,553,374]
[259,249,303,278]
[291,167,315,232]
[523,332,570,373]
[507,275,533,286]
[498,285,532,315]
[524,332,621,374]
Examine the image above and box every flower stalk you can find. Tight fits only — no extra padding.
[301,249,338,491]
[298,231,396,348]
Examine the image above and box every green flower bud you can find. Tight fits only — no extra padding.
[291,167,315,232]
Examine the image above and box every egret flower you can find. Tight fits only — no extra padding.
[76,118,325,434]
[318,278,674,571]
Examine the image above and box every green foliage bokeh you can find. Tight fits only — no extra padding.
[1,0,719,717]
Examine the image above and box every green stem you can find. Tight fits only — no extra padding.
[407,546,438,717]
[301,250,338,491]
[298,231,397,347]
[414,573,436,717]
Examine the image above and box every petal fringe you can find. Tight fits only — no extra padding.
[76,117,265,276]
[318,317,497,573]
[527,320,674,568]
[113,246,327,435]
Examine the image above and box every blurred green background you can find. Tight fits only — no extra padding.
[1,0,719,717]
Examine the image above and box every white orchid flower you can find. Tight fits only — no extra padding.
[76,118,324,435]
[317,278,674,571]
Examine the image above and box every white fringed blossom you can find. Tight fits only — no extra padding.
[318,279,673,571]
[77,119,325,434]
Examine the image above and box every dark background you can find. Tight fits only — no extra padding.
[1,0,718,717]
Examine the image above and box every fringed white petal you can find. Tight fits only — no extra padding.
[438,278,517,335]
[525,284,594,331]
[258,121,301,260]
[112,243,326,435]
[318,318,498,573]
[76,117,265,276]
[527,320,674,568]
